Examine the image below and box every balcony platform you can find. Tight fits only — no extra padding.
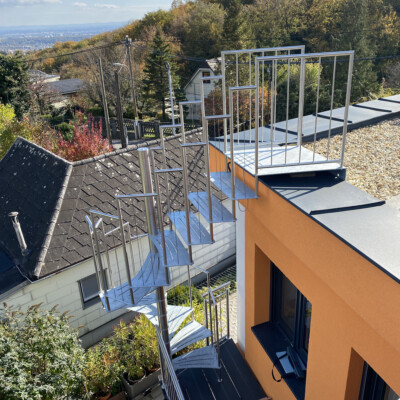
[211,141,343,177]
[177,338,266,400]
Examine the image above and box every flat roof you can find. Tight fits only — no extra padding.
[261,172,400,284]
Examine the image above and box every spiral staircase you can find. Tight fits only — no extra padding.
[85,46,354,399]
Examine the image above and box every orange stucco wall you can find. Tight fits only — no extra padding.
[210,146,400,400]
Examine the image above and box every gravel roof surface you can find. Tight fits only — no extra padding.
[305,118,400,201]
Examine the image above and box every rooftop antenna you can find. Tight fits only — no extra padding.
[8,212,29,257]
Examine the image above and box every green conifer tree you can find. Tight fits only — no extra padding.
[142,30,181,121]
[0,52,30,119]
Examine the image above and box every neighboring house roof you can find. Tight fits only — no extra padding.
[0,131,221,296]
[184,58,221,91]
[29,69,60,82]
[47,78,85,95]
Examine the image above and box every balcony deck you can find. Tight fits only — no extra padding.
[210,140,342,177]
[176,338,266,400]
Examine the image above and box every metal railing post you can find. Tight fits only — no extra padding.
[138,148,171,357]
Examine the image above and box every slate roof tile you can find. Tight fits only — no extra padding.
[0,129,226,285]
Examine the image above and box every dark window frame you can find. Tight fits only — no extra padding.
[270,264,311,366]
[359,363,399,400]
[78,272,102,309]
[202,71,211,84]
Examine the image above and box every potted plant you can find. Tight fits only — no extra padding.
[84,339,122,399]
[115,316,160,399]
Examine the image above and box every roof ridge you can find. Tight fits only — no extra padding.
[33,163,73,278]
[0,137,72,169]
[70,129,202,166]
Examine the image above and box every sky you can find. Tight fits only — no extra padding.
[0,0,172,27]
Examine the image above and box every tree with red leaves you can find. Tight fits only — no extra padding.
[54,114,112,162]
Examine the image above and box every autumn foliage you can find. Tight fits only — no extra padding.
[54,113,112,162]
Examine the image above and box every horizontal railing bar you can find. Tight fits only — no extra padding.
[205,114,230,120]
[160,124,182,129]
[150,146,163,151]
[179,100,202,105]
[221,45,305,55]
[202,281,231,299]
[89,210,119,220]
[201,75,222,80]
[256,50,354,62]
[180,142,206,147]
[154,167,183,174]
[229,85,257,91]
[105,221,129,236]
[130,233,148,240]
[258,159,341,169]
[115,193,157,199]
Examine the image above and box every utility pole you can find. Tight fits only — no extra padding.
[97,58,112,145]
[165,61,176,134]
[114,70,127,148]
[124,36,139,120]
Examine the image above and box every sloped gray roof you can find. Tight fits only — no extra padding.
[47,78,85,95]
[0,130,221,290]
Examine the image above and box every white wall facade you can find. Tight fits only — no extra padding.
[184,68,216,120]
[4,200,236,347]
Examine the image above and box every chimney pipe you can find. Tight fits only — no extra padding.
[8,212,29,257]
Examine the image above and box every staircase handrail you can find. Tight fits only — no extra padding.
[156,327,185,400]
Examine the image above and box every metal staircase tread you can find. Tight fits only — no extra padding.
[210,171,258,200]
[129,302,192,337]
[150,229,192,267]
[167,305,193,338]
[131,252,170,288]
[170,320,211,354]
[168,211,213,245]
[100,284,156,312]
[188,192,235,223]
[172,345,219,370]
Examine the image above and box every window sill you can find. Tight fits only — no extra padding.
[251,321,306,400]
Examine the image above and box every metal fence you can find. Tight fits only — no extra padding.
[94,117,201,142]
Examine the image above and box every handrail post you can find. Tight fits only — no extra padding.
[226,287,230,339]
[138,148,171,358]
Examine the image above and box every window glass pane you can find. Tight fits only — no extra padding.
[303,299,312,352]
[80,274,99,302]
[384,387,400,400]
[280,275,298,337]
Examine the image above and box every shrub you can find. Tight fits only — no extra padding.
[0,303,86,400]
[57,121,75,141]
[55,117,112,161]
[0,106,57,159]
[167,284,203,305]
[84,314,159,396]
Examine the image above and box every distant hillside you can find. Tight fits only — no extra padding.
[0,22,126,53]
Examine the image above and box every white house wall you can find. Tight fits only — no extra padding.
[184,69,217,120]
[4,199,235,347]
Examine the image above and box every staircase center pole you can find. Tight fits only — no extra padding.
[138,148,171,357]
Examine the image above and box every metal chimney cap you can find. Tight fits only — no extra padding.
[8,211,19,218]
